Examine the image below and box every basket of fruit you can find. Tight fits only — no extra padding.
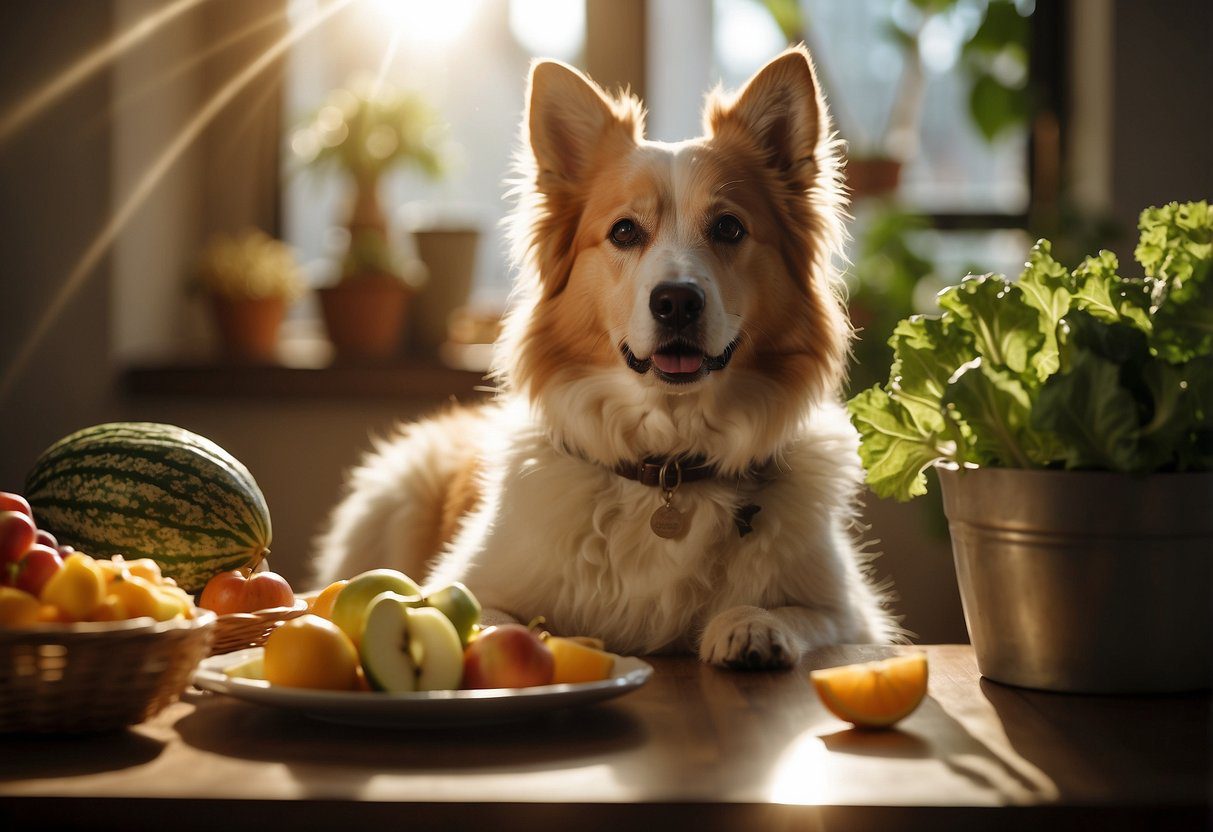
[1,494,216,733]
[199,567,308,655]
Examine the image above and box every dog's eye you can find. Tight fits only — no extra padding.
[711,214,746,244]
[609,219,642,248]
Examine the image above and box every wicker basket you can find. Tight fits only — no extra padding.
[208,598,309,656]
[0,611,216,734]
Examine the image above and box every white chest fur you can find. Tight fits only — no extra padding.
[430,402,867,654]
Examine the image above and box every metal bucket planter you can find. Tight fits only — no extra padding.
[937,464,1213,694]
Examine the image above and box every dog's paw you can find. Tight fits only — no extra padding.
[699,606,799,670]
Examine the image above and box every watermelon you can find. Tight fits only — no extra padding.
[24,422,272,593]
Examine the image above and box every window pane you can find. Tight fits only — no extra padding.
[711,0,1030,214]
[282,0,586,305]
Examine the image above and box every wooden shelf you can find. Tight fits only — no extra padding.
[122,359,493,401]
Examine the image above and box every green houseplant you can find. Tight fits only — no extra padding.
[196,229,304,363]
[295,80,446,360]
[848,201,1212,693]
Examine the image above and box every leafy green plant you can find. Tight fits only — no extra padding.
[293,79,450,285]
[848,201,1213,500]
[293,79,446,184]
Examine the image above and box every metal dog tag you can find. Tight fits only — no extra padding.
[651,461,686,539]
[650,504,685,538]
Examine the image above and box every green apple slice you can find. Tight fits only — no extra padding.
[331,569,422,647]
[360,591,419,693]
[424,582,482,646]
[406,606,465,691]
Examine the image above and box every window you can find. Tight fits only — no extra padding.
[282,0,586,309]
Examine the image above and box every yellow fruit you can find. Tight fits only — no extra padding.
[263,614,360,691]
[40,552,106,621]
[37,604,66,623]
[546,636,615,683]
[106,574,163,619]
[96,558,123,584]
[125,558,163,583]
[0,587,43,627]
[156,584,196,619]
[88,595,129,622]
[810,653,929,729]
[310,580,347,621]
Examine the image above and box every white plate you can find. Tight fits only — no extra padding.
[192,647,653,727]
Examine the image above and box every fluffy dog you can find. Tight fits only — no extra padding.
[314,46,895,668]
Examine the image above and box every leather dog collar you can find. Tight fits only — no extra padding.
[613,455,770,488]
[614,456,718,488]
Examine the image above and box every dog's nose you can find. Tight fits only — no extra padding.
[649,282,705,329]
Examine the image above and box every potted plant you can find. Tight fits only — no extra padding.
[847,201,1212,694]
[295,80,446,360]
[196,229,304,363]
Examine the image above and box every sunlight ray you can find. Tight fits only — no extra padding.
[106,5,288,125]
[0,0,210,143]
[0,0,357,403]
[369,22,403,101]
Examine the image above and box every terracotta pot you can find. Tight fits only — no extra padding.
[846,157,902,200]
[317,274,411,361]
[410,227,479,355]
[209,295,286,363]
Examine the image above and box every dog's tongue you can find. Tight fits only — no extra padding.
[653,351,704,374]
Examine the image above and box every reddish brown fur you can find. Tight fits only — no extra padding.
[510,47,849,422]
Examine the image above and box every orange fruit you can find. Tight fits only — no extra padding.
[0,586,43,627]
[546,636,615,683]
[810,653,928,729]
[310,580,348,621]
[263,614,360,691]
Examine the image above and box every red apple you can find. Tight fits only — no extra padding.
[0,511,37,568]
[0,492,32,518]
[14,544,63,597]
[34,529,57,549]
[198,568,295,615]
[462,624,555,689]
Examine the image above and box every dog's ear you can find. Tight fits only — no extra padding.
[526,60,639,186]
[705,46,827,189]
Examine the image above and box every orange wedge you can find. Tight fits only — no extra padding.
[545,636,615,683]
[810,653,928,729]
[309,579,347,621]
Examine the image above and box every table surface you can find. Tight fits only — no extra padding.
[2,644,1208,831]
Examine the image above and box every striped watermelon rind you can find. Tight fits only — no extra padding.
[25,422,272,593]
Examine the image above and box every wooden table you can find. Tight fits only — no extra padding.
[1,645,1208,831]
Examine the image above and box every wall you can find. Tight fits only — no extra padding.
[0,5,122,490]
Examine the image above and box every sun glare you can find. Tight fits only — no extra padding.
[509,0,585,62]
[363,0,482,47]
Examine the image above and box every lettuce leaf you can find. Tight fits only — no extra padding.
[847,200,1213,500]
[937,274,1042,376]
[1015,240,1072,379]
[1137,201,1213,363]
[846,386,945,500]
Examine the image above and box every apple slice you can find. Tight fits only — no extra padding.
[424,581,482,646]
[406,606,464,691]
[360,592,464,692]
